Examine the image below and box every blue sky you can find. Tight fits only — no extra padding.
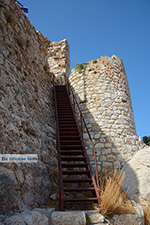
[20,0,150,138]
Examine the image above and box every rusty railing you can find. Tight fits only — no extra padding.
[53,76,65,210]
[64,74,99,187]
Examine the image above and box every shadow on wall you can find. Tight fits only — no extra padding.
[68,73,140,203]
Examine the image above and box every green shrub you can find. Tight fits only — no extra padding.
[74,63,85,70]
[143,136,150,146]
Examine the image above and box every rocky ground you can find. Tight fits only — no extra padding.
[0,202,144,225]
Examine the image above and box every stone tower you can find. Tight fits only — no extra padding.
[69,55,144,171]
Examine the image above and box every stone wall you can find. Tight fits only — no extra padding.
[0,0,58,213]
[48,39,70,84]
[69,56,144,172]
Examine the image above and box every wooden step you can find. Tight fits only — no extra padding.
[58,118,76,121]
[57,108,71,110]
[60,140,82,145]
[61,145,83,150]
[58,109,71,110]
[59,124,77,127]
[57,102,69,104]
[62,163,88,168]
[59,129,79,133]
[60,150,84,155]
[62,170,90,175]
[58,111,73,113]
[57,109,72,111]
[59,122,76,125]
[58,115,75,118]
[61,156,86,161]
[60,136,80,140]
[59,132,79,136]
[64,188,95,191]
[63,178,92,183]
[64,198,98,202]
[59,120,76,123]
[57,103,70,106]
[58,113,74,115]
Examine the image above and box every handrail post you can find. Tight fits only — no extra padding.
[92,143,99,188]
[53,74,54,86]
[73,97,75,110]
[80,113,83,141]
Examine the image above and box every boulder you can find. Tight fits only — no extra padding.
[51,211,86,225]
[5,210,49,225]
[121,147,150,202]
[111,201,144,225]
[32,207,55,224]
[84,210,104,224]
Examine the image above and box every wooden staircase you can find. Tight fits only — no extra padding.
[54,85,101,210]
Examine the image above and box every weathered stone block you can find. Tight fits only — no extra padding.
[103,162,113,169]
[102,148,111,155]
[95,143,105,148]
[111,201,144,225]
[105,143,112,148]
[94,133,100,139]
[5,211,49,225]
[114,161,121,169]
[107,155,117,162]
[84,210,104,224]
[100,155,107,161]
[51,211,86,225]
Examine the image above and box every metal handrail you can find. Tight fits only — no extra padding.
[64,74,99,187]
[53,75,64,210]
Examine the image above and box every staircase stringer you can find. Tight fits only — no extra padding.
[54,85,65,211]
[64,85,101,206]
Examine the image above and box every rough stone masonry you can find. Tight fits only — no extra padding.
[69,57,144,172]
[0,0,144,214]
[0,0,58,213]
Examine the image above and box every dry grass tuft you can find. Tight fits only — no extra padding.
[143,199,150,225]
[99,170,135,216]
